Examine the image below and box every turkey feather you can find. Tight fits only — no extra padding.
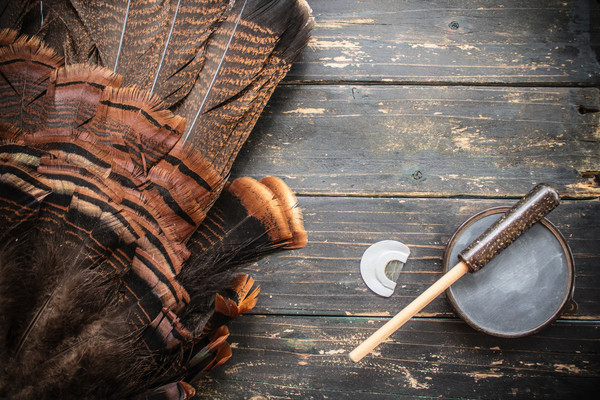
[0,1,312,398]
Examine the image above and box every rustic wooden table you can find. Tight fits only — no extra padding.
[199,1,600,398]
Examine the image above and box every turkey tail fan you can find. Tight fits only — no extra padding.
[1,0,314,180]
[145,176,306,385]
[0,1,311,399]
[179,0,313,177]
[0,1,95,64]
[0,33,186,398]
[180,175,306,316]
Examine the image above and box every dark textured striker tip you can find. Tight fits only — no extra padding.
[458,184,561,272]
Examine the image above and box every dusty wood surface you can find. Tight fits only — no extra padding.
[232,85,600,198]
[197,317,600,399]
[287,0,600,85]
[243,198,600,320]
[201,0,600,398]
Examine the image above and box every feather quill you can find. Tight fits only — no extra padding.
[114,0,132,72]
[184,0,248,142]
[150,0,181,95]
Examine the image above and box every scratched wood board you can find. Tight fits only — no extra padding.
[231,85,600,198]
[212,0,600,398]
[197,317,600,399]
[286,0,600,84]
[240,197,600,319]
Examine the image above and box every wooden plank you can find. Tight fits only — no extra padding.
[201,2,600,399]
[196,316,600,399]
[592,0,600,62]
[241,197,600,320]
[286,0,600,84]
[231,85,600,197]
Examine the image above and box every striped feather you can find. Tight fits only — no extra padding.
[0,1,312,399]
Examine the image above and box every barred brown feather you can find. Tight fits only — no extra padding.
[0,1,312,399]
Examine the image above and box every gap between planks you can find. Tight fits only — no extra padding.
[281,80,600,88]
[293,192,600,200]
[242,313,600,327]
[246,313,600,326]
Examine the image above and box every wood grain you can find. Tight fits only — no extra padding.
[232,85,600,197]
[218,1,600,398]
[287,0,600,85]
[349,261,470,362]
[196,316,600,399]
[241,197,600,319]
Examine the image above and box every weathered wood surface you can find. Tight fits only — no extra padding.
[242,197,600,320]
[232,85,600,198]
[208,0,600,398]
[197,317,600,399]
[287,0,600,85]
